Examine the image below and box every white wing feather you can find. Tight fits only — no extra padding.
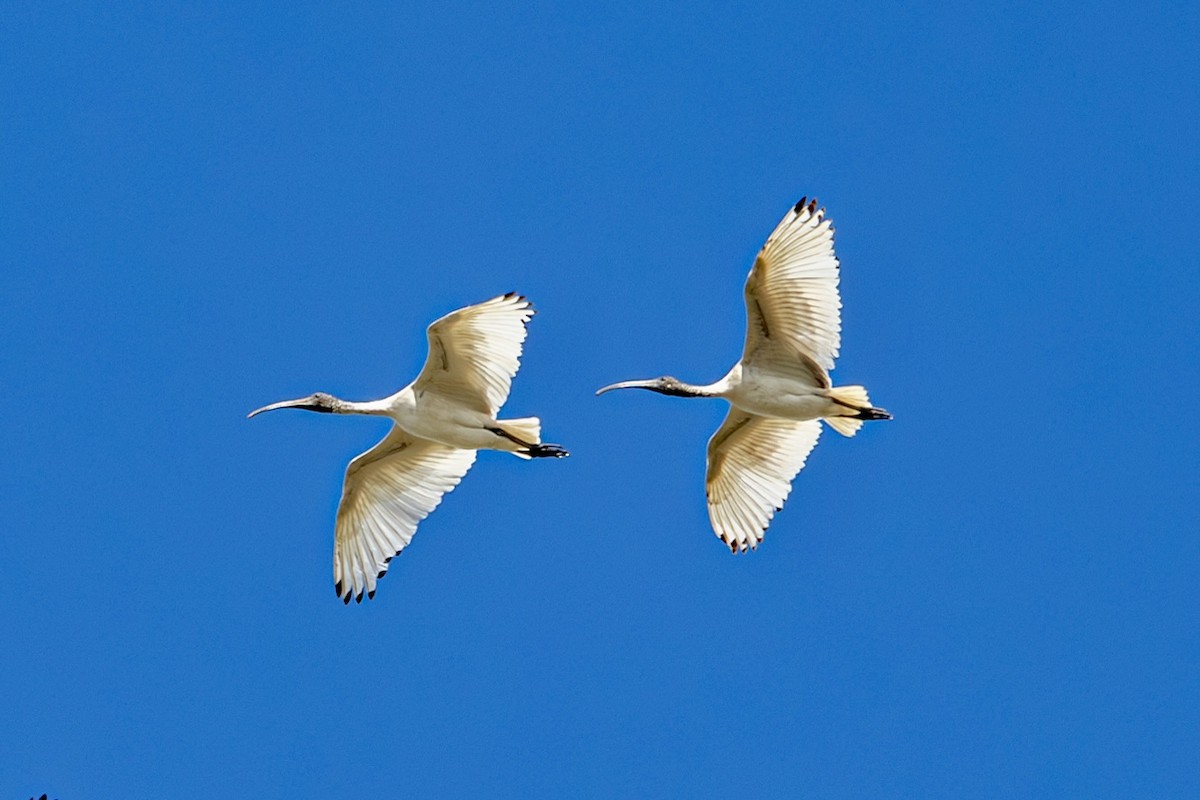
[743,199,842,371]
[413,293,534,415]
[706,409,822,552]
[333,428,477,602]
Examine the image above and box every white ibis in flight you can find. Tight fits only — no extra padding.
[597,198,890,552]
[250,293,567,603]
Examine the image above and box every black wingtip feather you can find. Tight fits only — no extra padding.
[368,590,375,600]
[794,196,820,217]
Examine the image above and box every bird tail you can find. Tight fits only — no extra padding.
[498,417,542,459]
[824,415,863,437]
[825,385,891,438]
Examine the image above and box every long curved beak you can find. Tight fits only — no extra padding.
[247,397,315,419]
[595,379,657,396]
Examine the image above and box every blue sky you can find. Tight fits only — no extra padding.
[3,2,1198,797]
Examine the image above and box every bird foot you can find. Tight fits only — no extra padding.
[526,443,569,458]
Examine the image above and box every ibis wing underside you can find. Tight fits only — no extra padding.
[333,427,477,602]
[743,199,842,372]
[413,293,534,415]
[705,408,822,552]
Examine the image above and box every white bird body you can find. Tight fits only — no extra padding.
[720,365,842,420]
[365,386,538,452]
[646,364,839,420]
[250,293,566,603]
[597,198,890,552]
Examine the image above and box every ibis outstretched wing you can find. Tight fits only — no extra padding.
[413,293,534,415]
[743,198,841,372]
[705,408,822,552]
[333,427,477,602]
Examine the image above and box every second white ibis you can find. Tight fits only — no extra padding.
[597,198,890,552]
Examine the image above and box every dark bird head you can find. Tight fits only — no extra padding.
[595,376,702,398]
[247,392,341,418]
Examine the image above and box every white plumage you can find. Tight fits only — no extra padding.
[705,412,823,553]
[250,294,567,603]
[742,198,843,371]
[597,198,890,552]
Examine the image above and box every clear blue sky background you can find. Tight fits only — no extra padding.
[3,2,1198,797]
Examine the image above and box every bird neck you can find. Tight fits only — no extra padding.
[339,398,393,416]
[653,377,723,398]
